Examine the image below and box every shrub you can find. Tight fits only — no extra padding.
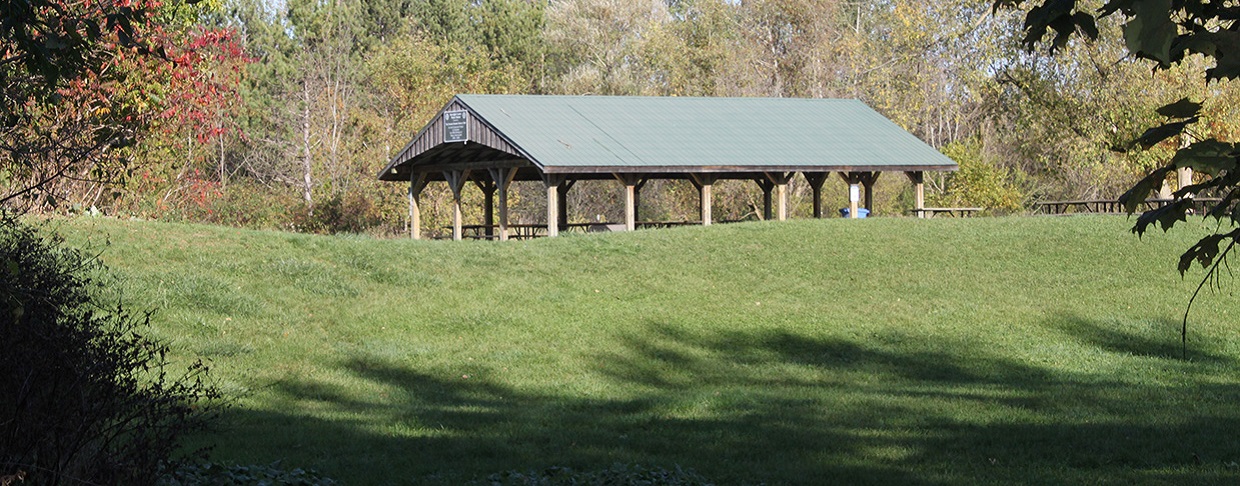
[0,214,218,485]
[204,183,299,230]
[293,191,388,235]
[936,139,1028,214]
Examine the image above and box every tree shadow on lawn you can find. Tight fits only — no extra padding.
[211,318,1240,485]
[1044,313,1235,362]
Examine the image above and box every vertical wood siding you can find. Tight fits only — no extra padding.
[392,98,524,169]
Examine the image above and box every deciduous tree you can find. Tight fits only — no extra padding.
[1,0,167,211]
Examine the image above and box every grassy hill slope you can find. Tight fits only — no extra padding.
[56,215,1240,485]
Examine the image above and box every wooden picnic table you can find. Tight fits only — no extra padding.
[1033,198,1223,215]
[445,221,708,239]
[452,224,548,240]
[910,207,983,218]
[1033,199,1126,215]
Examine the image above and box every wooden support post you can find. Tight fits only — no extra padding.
[776,180,787,221]
[543,175,564,237]
[765,172,792,221]
[839,172,862,219]
[905,171,925,218]
[557,180,575,230]
[804,172,829,219]
[690,174,718,226]
[615,174,642,231]
[473,177,496,238]
[408,172,428,240]
[625,181,637,231]
[859,171,880,213]
[703,183,714,226]
[444,170,471,240]
[489,167,517,241]
[756,177,774,220]
[634,178,648,223]
[547,182,558,238]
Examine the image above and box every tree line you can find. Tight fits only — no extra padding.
[4,0,1238,235]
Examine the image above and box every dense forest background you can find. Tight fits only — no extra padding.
[5,0,1239,236]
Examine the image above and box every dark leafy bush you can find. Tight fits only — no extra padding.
[0,214,218,485]
[478,463,719,486]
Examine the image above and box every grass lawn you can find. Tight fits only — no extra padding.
[54,215,1240,485]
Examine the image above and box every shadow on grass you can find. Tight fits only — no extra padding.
[211,318,1240,485]
[1046,314,1236,363]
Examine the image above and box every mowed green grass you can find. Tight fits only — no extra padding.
[55,215,1240,485]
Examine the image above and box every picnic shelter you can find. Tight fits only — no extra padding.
[378,95,958,240]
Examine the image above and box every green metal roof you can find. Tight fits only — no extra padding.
[379,95,956,180]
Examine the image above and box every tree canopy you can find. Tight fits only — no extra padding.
[1,0,1237,237]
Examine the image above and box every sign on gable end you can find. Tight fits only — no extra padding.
[444,110,468,143]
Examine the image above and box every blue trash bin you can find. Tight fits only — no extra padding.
[839,208,870,218]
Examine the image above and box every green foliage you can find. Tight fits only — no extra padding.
[1,0,174,211]
[365,32,529,116]
[987,16,1193,199]
[545,0,674,95]
[936,139,1026,213]
[476,0,548,71]
[0,0,152,99]
[0,214,218,484]
[291,191,388,235]
[115,176,297,230]
[406,0,548,79]
[203,183,302,230]
[410,0,475,45]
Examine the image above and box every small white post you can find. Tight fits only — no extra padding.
[849,184,860,219]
